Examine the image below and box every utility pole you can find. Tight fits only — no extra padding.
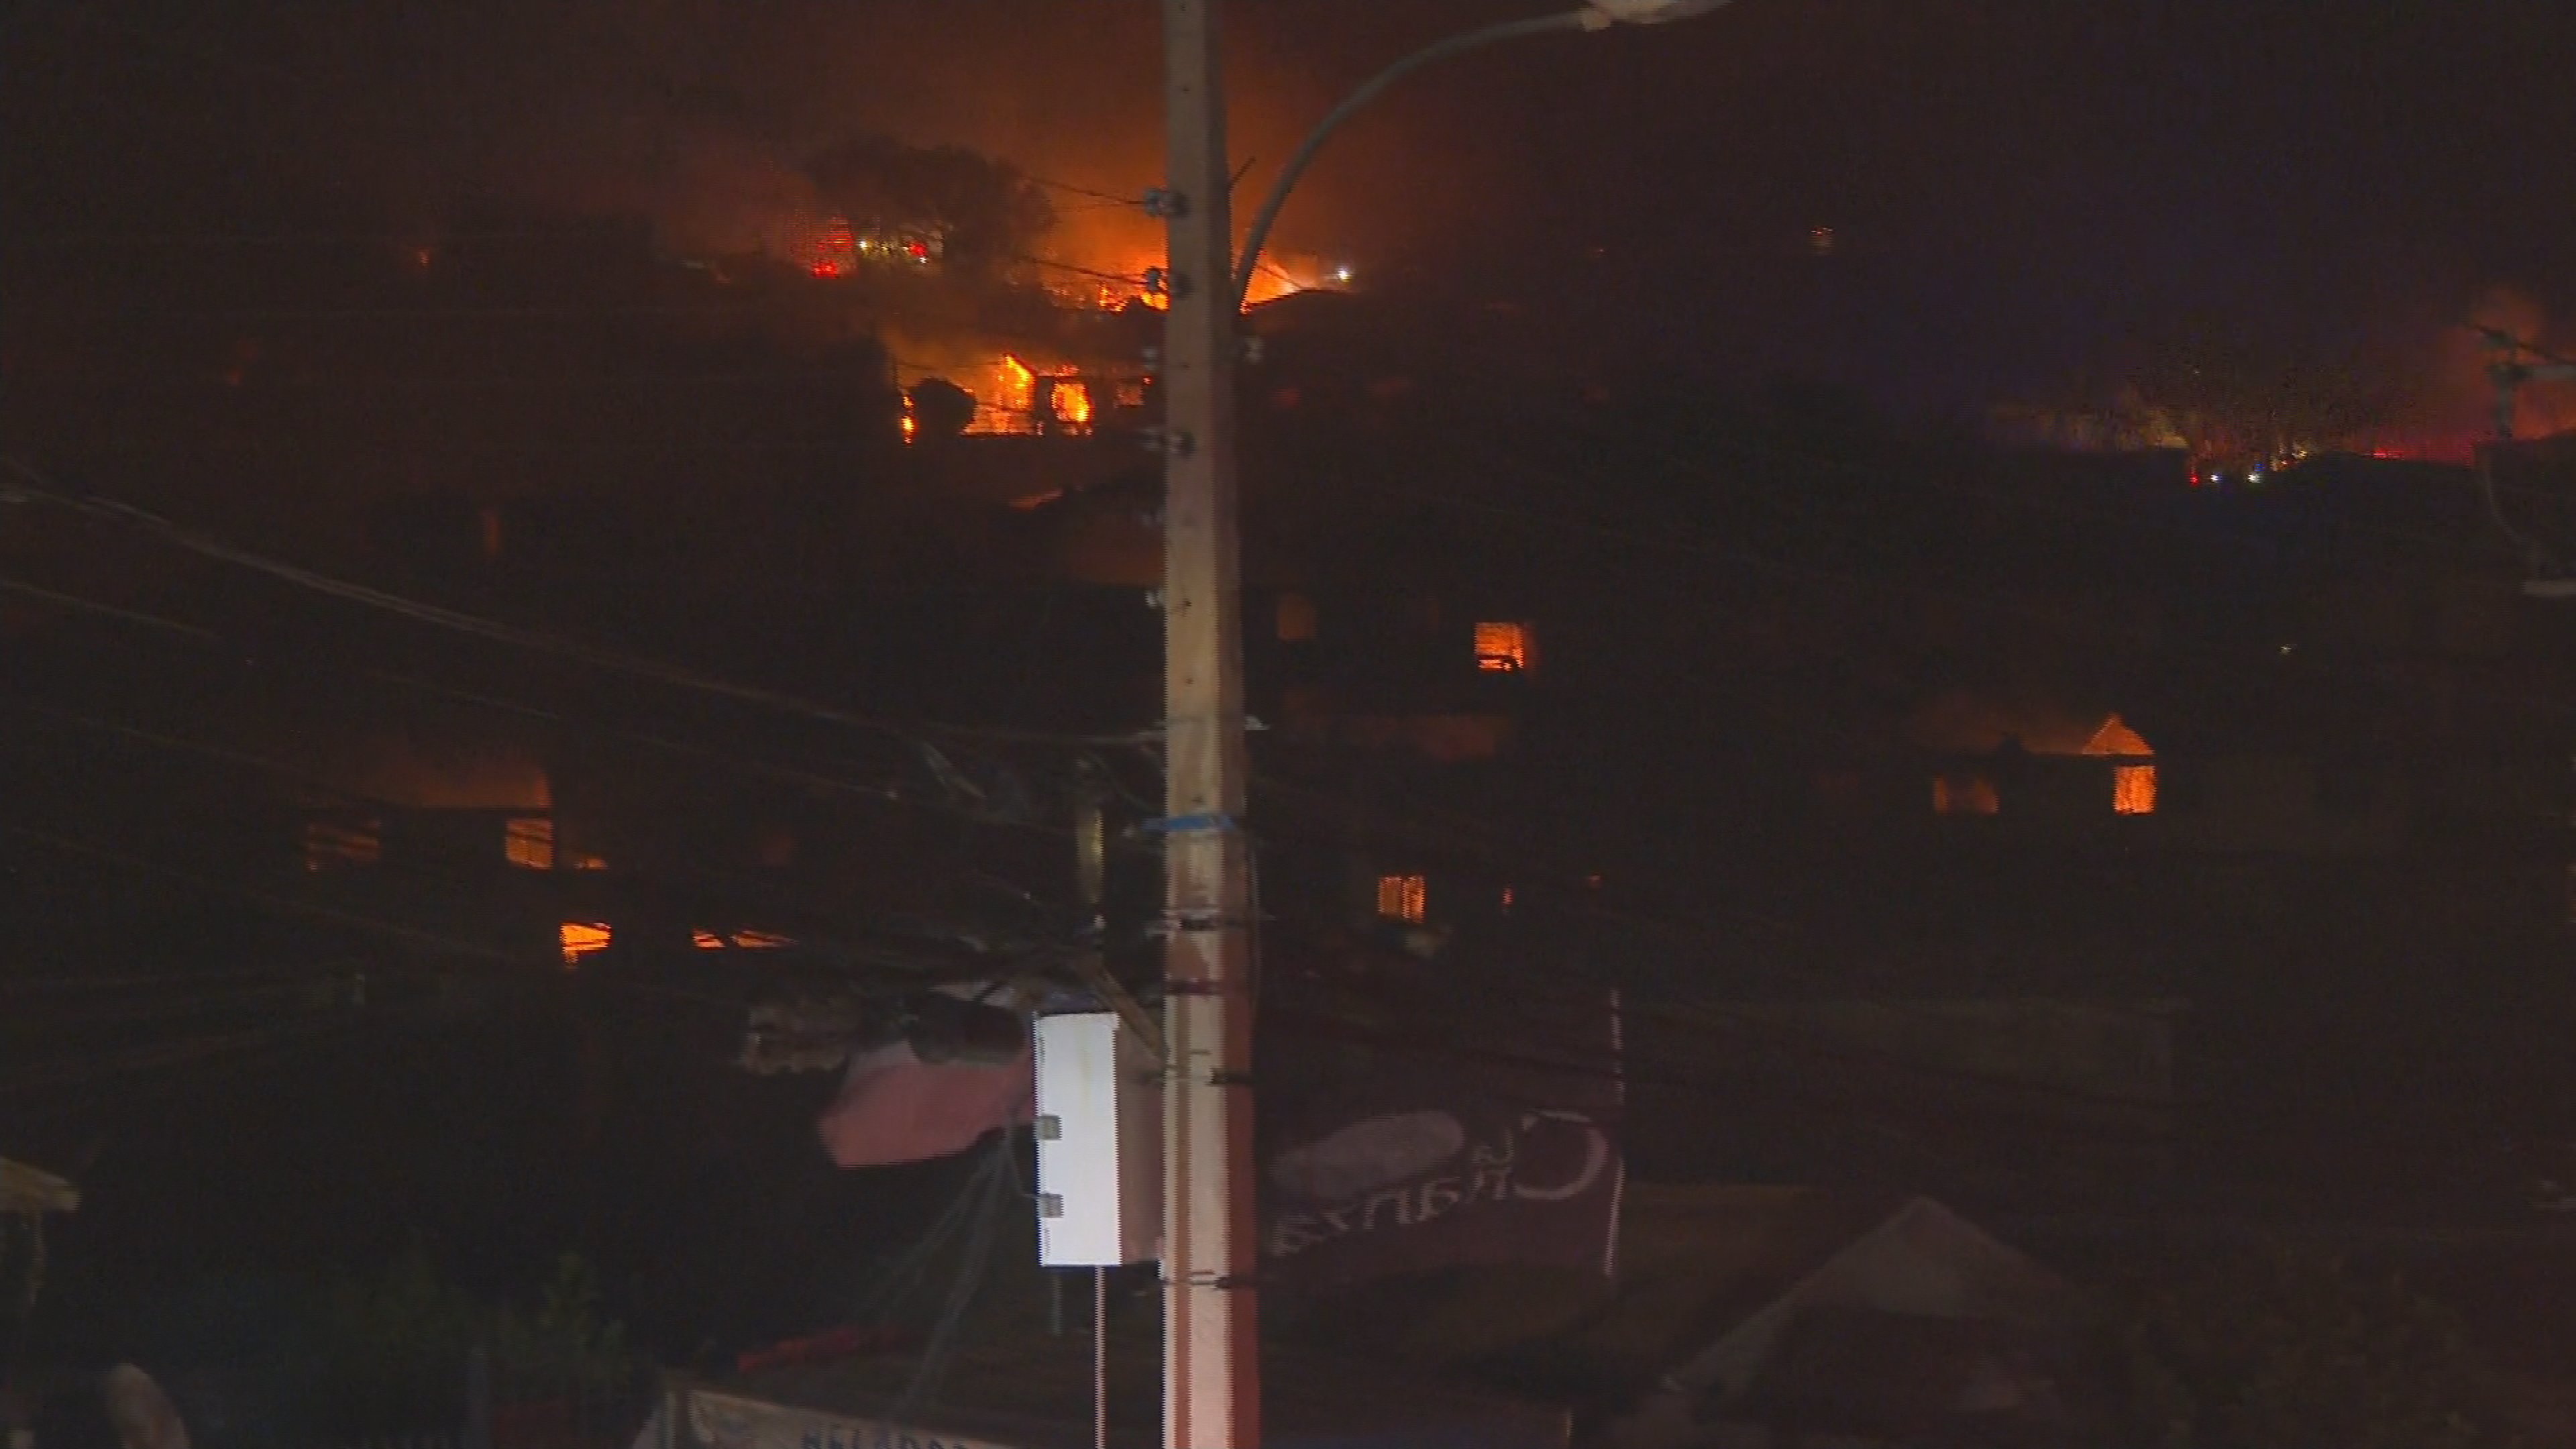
[1156,1,1259,1445]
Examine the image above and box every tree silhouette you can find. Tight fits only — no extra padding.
[804,135,1054,278]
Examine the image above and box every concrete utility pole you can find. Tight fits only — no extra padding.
[1147,6,1733,1443]
[1155,1,1259,1446]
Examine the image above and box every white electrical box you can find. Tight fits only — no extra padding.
[1032,1012,1162,1267]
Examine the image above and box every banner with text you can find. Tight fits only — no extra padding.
[1260,966,1623,1295]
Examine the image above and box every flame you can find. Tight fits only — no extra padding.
[1050,380,1092,428]
[998,354,1036,412]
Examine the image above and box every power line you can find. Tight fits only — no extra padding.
[0,457,1127,752]
[0,576,222,642]
[1010,254,1155,288]
[1023,175,1144,209]
[0,571,1118,858]
[0,692,1093,985]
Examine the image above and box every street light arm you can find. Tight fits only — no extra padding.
[1229,7,1597,308]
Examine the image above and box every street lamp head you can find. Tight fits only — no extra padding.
[1580,0,1734,25]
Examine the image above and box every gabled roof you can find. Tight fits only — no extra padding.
[1301,1185,2082,1419]
[1664,1195,2080,1403]
[1309,1185,1888,1402]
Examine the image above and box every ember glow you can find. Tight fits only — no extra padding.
[559,920,612,967]
[1474,622,1531,673]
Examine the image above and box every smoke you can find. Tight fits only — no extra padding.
[2337,287,2576,460]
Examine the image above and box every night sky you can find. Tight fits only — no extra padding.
[6,1,2576,415]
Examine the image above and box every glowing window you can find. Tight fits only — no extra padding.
[1048,380,1093,430]
[2113,763,2158,816]
[303,818,381,871]
[1377,874,1428,924]
[559,920,612,967]
[1276,592,1318,643]
[1474,622,1529,673]
[1933,775,2000,816]
[999,355,1035,413]
[504,816,555,870]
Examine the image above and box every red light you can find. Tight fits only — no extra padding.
[906,241,928,260]
[2188,473,2202,488]
[810,261,843,278]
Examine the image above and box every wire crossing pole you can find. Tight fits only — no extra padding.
[1157,0,1259,1444]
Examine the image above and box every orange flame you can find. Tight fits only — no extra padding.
[1051,380,1093,428]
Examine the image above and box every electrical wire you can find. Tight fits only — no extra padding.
[0,571,1120,861]
[0,576,223,641]
[1008,255,1156,289]
[1022,176,1142,210]
[0,458,1129,750]
[0,667,1105,990]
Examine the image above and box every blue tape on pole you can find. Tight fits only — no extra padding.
[1143,812,1238,835]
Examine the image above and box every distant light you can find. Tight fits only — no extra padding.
[1332,265,1354,284]
[2248,466,2266,482]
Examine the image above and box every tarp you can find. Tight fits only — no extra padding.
[817,951,1627,1298]
[816,1038,1033,1171]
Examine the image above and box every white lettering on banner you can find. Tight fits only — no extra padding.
[686,1389,1016,1449]
[1508,1110,1611,1203]
[1263,1112,1611,1259]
